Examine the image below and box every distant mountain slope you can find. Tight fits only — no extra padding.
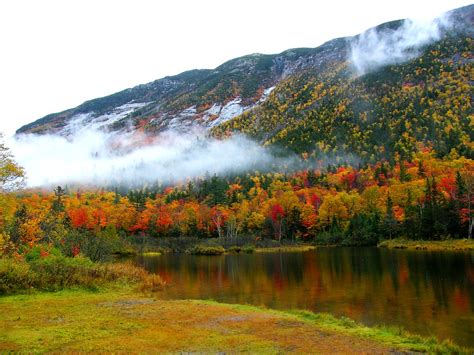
[212,5,473,161]
[16,40,347,136]
[17,5,473,162]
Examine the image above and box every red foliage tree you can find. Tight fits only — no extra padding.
[68,207,89,229]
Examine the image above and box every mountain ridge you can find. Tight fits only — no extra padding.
[16,4,474,162]
[13,30,356,135]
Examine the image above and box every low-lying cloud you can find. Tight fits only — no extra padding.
[350,14,451,75]
[9,129,279,188]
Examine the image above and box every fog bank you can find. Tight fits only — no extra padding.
[10,129,279,188]
[350,14,451,75]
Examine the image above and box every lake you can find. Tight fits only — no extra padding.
[134,247,474,347]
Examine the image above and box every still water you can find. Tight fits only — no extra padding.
[135,247,474,347]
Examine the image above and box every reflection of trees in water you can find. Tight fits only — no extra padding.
[406,251,472,310]
[136,248,474,347]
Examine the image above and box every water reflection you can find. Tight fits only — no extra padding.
[135,247,474,347]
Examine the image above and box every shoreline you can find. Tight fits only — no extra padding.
[254,245,316,253]
[378,238,474,251]
[124,239,317,256]
[133,238,474,256]
[0,287,466,353]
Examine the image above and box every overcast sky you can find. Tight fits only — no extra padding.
[0,0,471,137]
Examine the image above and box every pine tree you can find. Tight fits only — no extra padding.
[399,160,410,182]
[383,195,398,240]
[52,186,66,212]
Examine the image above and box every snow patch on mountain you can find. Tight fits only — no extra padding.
[215,98,244,122]
[206,86,276,128]
[206,103,222,116]
[54,85,276,136]
[258,86,275,103]
[167,106,198,130]
[61,102,150,135]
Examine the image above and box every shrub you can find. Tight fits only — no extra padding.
[226,246,242,253]
[0,258,34,294]
[242,244,255,253]
[59,227,120,262]
[29,255,97,290]
[186,245,225,255]
[0,232,10,256]
[24,245,61,262]
[313,231,343,245]
[0,256,165,294]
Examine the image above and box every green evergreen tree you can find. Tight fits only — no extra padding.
[383,195,398,240]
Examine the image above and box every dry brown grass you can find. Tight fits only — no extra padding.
[138,273,166,293]
[0,257,165,294]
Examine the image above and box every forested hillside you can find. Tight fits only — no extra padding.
[212,35,473,162]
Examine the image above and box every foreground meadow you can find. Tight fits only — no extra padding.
[0,286,467,353]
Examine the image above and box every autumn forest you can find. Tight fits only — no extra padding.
[1,3,473,352]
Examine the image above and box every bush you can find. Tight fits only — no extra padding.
[0,232,10,256]
[29,255,97,290]
[59,227,120,262]
[242,244,255,253]
[226,246,242,253]
[0,258,34,294]
[313,231,343,245]
[186,245,225,255]
[0,256,165,295]
[226,244,255,253]
[25,245,61,262]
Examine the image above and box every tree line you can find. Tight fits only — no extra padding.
[1,148,472,260]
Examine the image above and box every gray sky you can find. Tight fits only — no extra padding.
[0,0,471,137]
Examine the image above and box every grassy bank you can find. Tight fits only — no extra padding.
[378,238,474,251]
[254,245,316,253]
[0,256,165,295]
[171,244,315,255]
[0,287,466,353]
[134,236,312,254]
[141,243,315,255]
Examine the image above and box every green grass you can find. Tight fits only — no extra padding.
[288,310,464,353]
[141,252,162,256]
[225,245,255,254]
[254,245,316,253]
[378,238,474,251]
[186,245,225,255]
[198,301,467,353]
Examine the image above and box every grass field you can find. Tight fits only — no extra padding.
[0,287,466,353]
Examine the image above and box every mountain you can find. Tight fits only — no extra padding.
[17,5,474,162]
[213,5,474,162]
[16,41,347,136]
